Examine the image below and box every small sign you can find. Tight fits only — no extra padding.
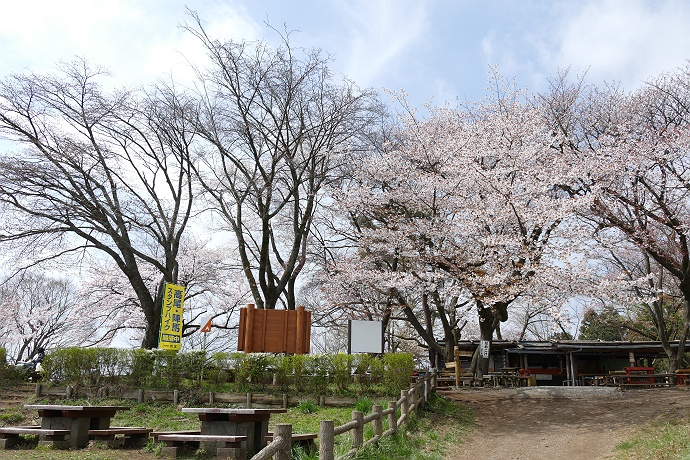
[480,340,490,358]
[200,316,212,333]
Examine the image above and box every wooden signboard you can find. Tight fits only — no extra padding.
[237,304,311,354]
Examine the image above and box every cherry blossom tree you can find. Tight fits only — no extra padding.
[0,272,82,363]
[324,79,577,373]
[545,64,690,371]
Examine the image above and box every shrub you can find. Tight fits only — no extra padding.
[355,397,372,414]
[328,353,353,393]
[383,353,414,395]
[297,398,319,414]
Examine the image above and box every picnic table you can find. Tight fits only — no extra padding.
[181,407,287,456]
[24,404,130,448]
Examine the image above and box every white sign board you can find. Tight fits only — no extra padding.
[479,340,490,358]
[348,320,384,354]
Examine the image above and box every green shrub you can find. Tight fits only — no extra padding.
[383,353,414,395]
[297,398,319,414]
[303,354,329,395]
[355,397,372,414]
[328,353,353,393]
[129,349,155,387]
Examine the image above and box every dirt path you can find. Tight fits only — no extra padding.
[439,386,690,460]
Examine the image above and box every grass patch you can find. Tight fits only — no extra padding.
[615,419,690,460]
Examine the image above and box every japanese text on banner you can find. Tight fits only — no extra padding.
[158,282,185,350]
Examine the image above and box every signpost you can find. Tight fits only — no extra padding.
[158,282,185,351]
[200,316,212,352]
[480,340,490,359]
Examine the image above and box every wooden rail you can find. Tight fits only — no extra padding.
[247,370,436,460]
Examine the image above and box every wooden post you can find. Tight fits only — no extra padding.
[372,404,383,437]
[34,384,41,398]
[246,392,252,408]
[388,401,397,433]
[352,411,364,449]
[432,368,437,390]
[454,346,461,388]
[244,303,255,353]
[137,389,144,403]
[400,389,409,423]
[319,395,325,407]
[275,424,292,460]
[282,393,288,409]
[173,390,179,405]
[296,306,306,354]
[209,392,215,404]
[320,420,335,460]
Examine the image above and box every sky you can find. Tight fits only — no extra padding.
[2,0,690,110]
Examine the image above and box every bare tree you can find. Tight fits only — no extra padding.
[0,60,196,348]
[185,14,382,310]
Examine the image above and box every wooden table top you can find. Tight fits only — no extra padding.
[25,405,130,414]
[181,408,287,415]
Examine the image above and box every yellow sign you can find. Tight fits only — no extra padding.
[158,282,185,351]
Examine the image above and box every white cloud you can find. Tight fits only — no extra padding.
[479,0,690,95]
[552,0,690,89]
[0,0,260,86]
[332,0,430,88]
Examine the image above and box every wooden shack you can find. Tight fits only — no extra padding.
[452,340,690,386]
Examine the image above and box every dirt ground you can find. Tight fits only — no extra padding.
[439,385,690,460]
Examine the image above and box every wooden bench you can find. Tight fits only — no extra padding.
[266,431,317,452]
[150,430,201,443]
[88,427,153,448]
[157,434,247,459]
[0,427,71,449]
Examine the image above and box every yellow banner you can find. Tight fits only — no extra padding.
[158,282,185,351]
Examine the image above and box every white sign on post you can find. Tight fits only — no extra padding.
[348,320,384,354]
[480,340,490,358]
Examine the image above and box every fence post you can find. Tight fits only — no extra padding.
[246,392,252,408]
[372,404,383,438]
[352,411,364,449]
[275,423,292,460]
[320,420,335,460]
[407,383,419,414]
[388,401,397,433]
[173,389,179,405]
[34,383,42,398]
[137,389,144,403]
[432,368,437,390]
[282,393,288,409]
[209,391,214,404]
[400,390,408,423]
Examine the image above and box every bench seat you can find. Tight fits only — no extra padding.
[89,427,153,448]
[150,430,201,443]
[0,427,71,449]
[157,434,247,459]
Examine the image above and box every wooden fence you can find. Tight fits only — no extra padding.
[251,370,437,460]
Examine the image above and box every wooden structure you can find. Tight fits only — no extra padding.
[452,340,690,386]
[237,304,311,354]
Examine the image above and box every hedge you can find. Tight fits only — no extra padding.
[40,347,415,397]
